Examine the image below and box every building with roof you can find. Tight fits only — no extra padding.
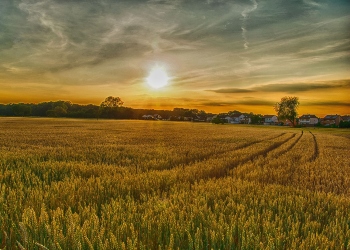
[240,114,251,124]
[263,115,278,125]
[320,115,342,126]
[299,114,319,126]
[341,115,350,122]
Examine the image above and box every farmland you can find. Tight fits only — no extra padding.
[0,118,349,249]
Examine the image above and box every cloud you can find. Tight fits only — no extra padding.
[201,99,274,107]
[207,79,350,94]
[238,99,274,106]
[0,0,349,109]
[201,101,235,107]
[207,88,255,93]
[253,79,350,93]
[304,101,350,107]
[241,0,258,50]
[18,1,69,50]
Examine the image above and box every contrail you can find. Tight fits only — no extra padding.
[241,0,258,49]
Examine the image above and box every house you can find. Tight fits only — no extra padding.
[282,119,293,126]
[341,115,350,122]
[230,113,245,124]
[142,115,154,120]
[153,114,162,120]
[225,116,233,123]
[263,115,278,125]
[240,114,251,124]
[321,114,342,126]
[207,116,215,122]
[299,114,318,126]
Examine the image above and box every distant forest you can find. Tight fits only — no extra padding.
[0,100,217,121]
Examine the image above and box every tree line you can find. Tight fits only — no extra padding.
[0,96,269,124]
[0,100,138,120]
[0,97,208,121]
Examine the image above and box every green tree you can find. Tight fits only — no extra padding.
[339,120,350,128]
[98,96,124,119]
[11,104,31,116]
[212,117,225,124]
[53,106,67,117]
[100,96,124,108]
[249,112,263,124]
[274,96,300,126]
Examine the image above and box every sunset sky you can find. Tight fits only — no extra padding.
[0,0,349,115]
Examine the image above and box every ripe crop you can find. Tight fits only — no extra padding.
[0,118,349,249]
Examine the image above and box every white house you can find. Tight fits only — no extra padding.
[299,114,318,126]
[142,115,154,120]
[263,115,278,125]
[230,113,245,124]
[153,114,162,120]
[225,116,233,123]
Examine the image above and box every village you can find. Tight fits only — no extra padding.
[142,111,350,127]
[1,101,349,127]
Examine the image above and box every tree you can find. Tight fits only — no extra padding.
[53,106,67,117]
[274,96,299,126]
[249,112,263,124]
[212,117,225,124]
[100,96,124,108]
[11,104,31,116]
[339,120,350,128]
[98,96,124,119]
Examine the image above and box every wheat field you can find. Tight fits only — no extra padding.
[0,118,349,249]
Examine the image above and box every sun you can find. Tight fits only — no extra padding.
[146,66,169,89]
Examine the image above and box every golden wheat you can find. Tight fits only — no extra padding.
[0,118,349,249]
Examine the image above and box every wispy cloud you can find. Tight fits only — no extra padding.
[252,79,350,93]
[201,99,274,107]
[207,88,255,93]
[18,0,69,50]
[0,0,349,111]
[241,0,258,50]
[304,101,350,107]
[207,79,350,94]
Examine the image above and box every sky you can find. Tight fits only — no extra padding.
[0,0,349,115]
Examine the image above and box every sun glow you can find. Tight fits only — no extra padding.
[146,66,169,89]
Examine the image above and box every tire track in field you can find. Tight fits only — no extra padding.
[239,130,303,162]
[234,132,286,151]
[230,131,304,180]
[309,131,319,161]
[274,130,304,157]
[175,132,287,169]
[223,133,296,173]
[178,132,295,182]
